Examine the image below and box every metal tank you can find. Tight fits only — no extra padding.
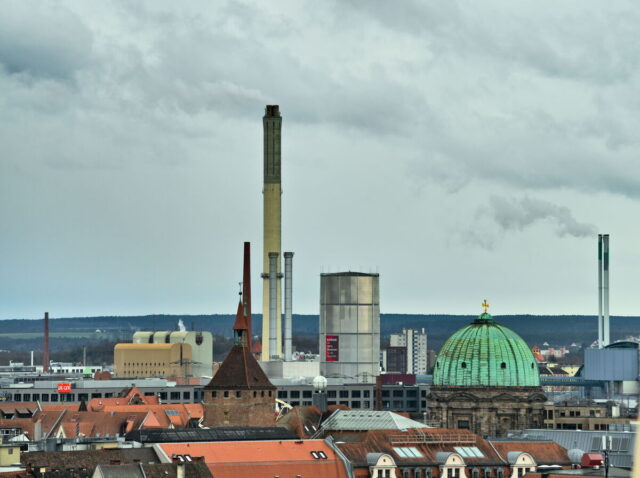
[319,272,380,383]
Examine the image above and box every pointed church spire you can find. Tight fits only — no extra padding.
[233,300,249,348]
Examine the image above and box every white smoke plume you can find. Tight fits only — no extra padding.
[177,319,186,332]
[489,195,597,238]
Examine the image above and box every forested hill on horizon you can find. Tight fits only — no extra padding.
[0,314,638,354]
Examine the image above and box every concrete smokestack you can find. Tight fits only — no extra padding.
[598,234,603,348]
[603,234,610,346]
[43,312,49,373]
[261,105,283,361]
[268,252,279,359]
[284,252,294,361]
[243,242,253,352]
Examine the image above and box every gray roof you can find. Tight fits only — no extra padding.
[507,451,524,465]
[436,452,454,464]
[366,452,386,465]
[520,429,635,469]
[320,410,430,431]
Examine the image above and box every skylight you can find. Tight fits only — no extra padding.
[454,446,484,458]
[394,447,423,458]
[166,410,179,416]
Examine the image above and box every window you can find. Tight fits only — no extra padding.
[290,390,300,398]
[403,470,410,478]
[23,394,30,401]
[382,390,390,397]
[170,392,180,400]
[457,420,470,430]
[394,447,423,458]
[462,362,467,368]
[32,394,40,401]
[212,391,217,398]
[393,390,403,397]
[406,390,417,398]
[278,391,288,398]
[183,392,190,400]
[41,394,49,402]
[339,390,348,398]
[327,390,336,398]
[51,394,58,402]
[351,401,361,409]
[472,469,479,478]
[364,390,370,398]
[303,390,312,398]
[13,394,21,401]
[235,391,241,398]
[159,392,167,400]
[364,400,371,408]
[500,362,506,369]
[91,393,102,399]
[352,390,361,398]
[496,468,504,478]
[455,447,484,458]
[223,391,229,398]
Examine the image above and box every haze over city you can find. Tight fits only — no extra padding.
[2,1,640,319]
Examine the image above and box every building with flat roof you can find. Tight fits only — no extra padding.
[114,343,192,378]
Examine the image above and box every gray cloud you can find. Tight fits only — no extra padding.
[0,2,93,79]
[1,1,640,317]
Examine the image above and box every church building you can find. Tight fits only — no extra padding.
[428,301,546,437]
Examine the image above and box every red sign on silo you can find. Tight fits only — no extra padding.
[326,335,339,362]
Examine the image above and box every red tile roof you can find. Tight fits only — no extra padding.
[337,428,505,466]
[489,441,571,466]
[156,440,349,478]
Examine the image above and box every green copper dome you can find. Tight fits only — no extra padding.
[433,312,540,387]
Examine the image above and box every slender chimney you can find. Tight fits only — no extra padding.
[43,312,49,373]
[284,252,294,361]
[30,350,34,367]
[603,234,610,346]
[598,234,603,348]
[268,252,279,359]
[262,105,283,361]
[243,242,253,352]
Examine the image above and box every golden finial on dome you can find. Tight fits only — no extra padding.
[481,299,490,314]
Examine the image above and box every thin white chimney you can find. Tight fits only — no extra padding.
[603,234,610,346]
[284,252,294,361]
[598,234,603,348]
[268,252,279,359]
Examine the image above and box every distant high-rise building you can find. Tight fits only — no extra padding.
[384,346,407,374]
[390,328,428,375]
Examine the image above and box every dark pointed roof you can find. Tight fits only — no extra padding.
[205,301,274,391]
[204,345,275,390]
[233,300,248,331]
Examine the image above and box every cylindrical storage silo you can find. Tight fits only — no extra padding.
[319,272,380,383]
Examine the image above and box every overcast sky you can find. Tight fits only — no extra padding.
[2,1,639,320]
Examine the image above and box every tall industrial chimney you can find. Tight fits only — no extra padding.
[43,312,49,373]
[261,105,283,361]
[598,234,603,348]
[242,242,253,352]
[597,234,611,348]
[603,234,610,346]
[268,252,279,360]
[284,252,294,361]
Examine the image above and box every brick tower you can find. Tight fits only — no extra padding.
[203,300,276,427]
